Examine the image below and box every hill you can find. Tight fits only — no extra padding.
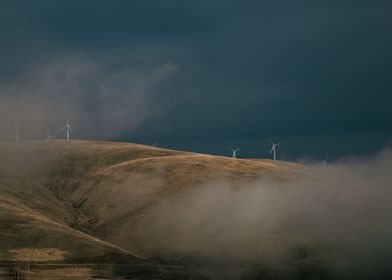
[0,140,307,279]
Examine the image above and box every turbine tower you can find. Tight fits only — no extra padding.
[15,121,20,142]
[229,146,240,159]
[269,140,281,161]
[60,121,72,140]
[322,155,328,167]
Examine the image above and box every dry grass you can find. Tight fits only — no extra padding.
[8,248,66,261]
[0,140,306,265]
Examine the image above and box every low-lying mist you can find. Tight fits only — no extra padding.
[134,148,392,279]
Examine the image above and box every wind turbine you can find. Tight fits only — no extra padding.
[229,146,240,159]
[269,140,281,161]
[46,131,55,141]
[60,121,72,140]
[15,121,20,142]
[322,155,328,167]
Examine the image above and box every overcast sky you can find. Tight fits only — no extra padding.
[1,1,391,160]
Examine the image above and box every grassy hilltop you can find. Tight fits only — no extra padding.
[0,140,307,279]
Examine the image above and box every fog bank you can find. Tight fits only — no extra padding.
[135,149,392,279]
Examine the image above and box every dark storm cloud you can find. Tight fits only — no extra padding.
[0,1,391,158]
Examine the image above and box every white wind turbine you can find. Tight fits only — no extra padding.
[229,146,241,159]
[322,155,328,167]
[15,121,20,142]
[60,121,72,140]
[269,140,281,161]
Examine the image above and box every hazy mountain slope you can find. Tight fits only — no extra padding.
[0,140,305,262]
[73,154,305,252]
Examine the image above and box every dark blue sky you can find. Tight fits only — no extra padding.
[1,1,391,160]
